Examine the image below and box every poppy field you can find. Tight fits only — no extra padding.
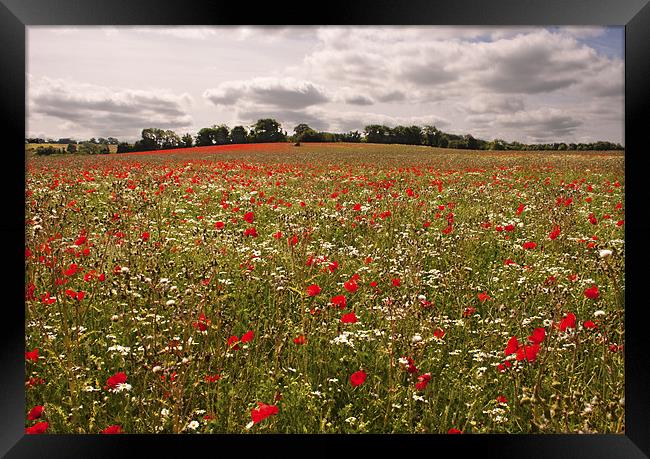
[24,143,625,434]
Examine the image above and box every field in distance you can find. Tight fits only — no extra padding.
[25,143,118,155]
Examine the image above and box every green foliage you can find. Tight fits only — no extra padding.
[116,142,134,154]
[34,145,61,156]
[195,125,230,146]
[250,119,287,143]
[230,126,249,144]
[181,133,194,148]
[78,142,109,155]
[133,128,182,151]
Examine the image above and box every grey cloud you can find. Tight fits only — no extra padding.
[465,95,525,114]
[495,109,583,140]
[463,31,602,95]
[343,94,375,106]
[374,90,407,103]
[399,62,457,86]
[29,78,193,137]
[204,78,329,110]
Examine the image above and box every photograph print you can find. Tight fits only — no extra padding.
[24,25,625,434]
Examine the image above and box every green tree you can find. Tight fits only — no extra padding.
[488,139,506,150]
[364,125,391,144]
[195,125,231,146]
[116,142,134,153]
[230,126,249,144]
[161,130,181,149]
[250,119,287,143]
[35,146,59,156]
[293,123,312,139]
[181,133,194,148]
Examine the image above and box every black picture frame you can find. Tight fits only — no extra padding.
[2,0,649,457]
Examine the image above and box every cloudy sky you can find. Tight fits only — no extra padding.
[27,26,624,144]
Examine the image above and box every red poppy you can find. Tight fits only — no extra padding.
[516,343,540,362]
[497,361,512,373]
[306,284,321,297]
[25,421,49,434]
[400,356,418,374]
[341,312,358,324]
[558,313,576,332]
[350,370,367,387]
[105,371,127,390]
[244,227,258,237]
[463,307,477,317]
[528,327,546,344]
[293,335,306,345]
[549,226,561,240]
[251,402,279,424]
[141,231,150,242]
[522,241,537,250]
[192,313,211,331]
[101,425,123,434]
[583,320,597,329]
[25,348,39,362]
[447,428,462,434]
[504,336,519,356]
[227,335,240,349]
[516,203,525,215]
[241,330,254,343]
[415,373,432,390]
[584,285,599,300]
[391,278,401,287]
[244,212,255,223]
[204,374,221,383]
[477,292,491,302]
[343,279,359,293]
[27,405,44,420]
[214,221,225,230]
[496,395,508,405]
[331,295,347,309]
[434,328,445,339]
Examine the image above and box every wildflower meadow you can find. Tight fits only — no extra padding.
[24,142,625,434]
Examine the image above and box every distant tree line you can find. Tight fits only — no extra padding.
[360,124,623,151]
[28,118,624,155]
[116,119,291,153]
